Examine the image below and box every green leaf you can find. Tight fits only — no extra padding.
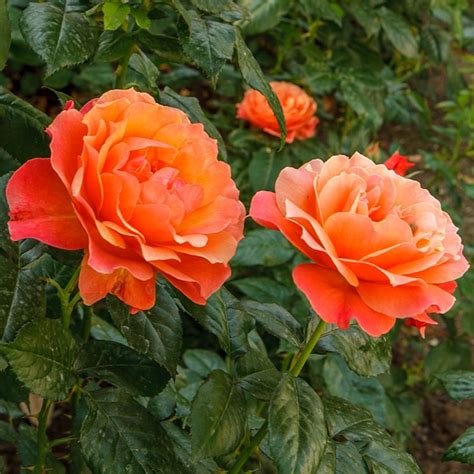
[90,315,128,345]
[137,32,184,63]
[378,7,418,58]
[1,318,77,400]
[335,441,367,472]
[324,397,421,473]
[301,0,344,26]
[20,2,98,75]
[182,349,226,378]
[182,287,254,358]
[160,86,227,160]
[443,426,474,464]
[425,340,472,378]
[74,340,170,397]
[191,370,247,460]
[0,0,11,70]
[318,325,391,377]
[107,285,182,374]
[0,368,29,402]
[0,420,17,443]
[81,389,188,473]
[95,30,134,62]
[269,374,327,473]
[102,2,130,31]
[0,240,51,342]
[232,228,295,267]
[230,276,293,306]
[437,371,474,401]
[242,0,290,35]
[248,148,291,191]
[0,87,50,163]
[346,0,380,36]
[177,6,235,85]
[234,28,286,146]
[239,367,281,401]
[238,300,303,347]
[126,50,159,93]
[190,0,234,13]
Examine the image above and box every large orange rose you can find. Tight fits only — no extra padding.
[7,89,245,311]
[236,81,319,143]
[249,153,468,336]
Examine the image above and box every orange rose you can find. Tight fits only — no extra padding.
[7,89,245,311]
[250,153,468,337]
[236,81,319,143]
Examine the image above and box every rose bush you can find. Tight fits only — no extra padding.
[237,81,319,143]
[250,152,468,336]
[6,89,245,311]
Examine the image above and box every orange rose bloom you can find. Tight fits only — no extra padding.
[250,153,468,337]
[7,89,245,311]
[236,81,319,143]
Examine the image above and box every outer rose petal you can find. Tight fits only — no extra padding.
[249,191,281,230]
[293,264,395,336]
[7,158,87,250]
[79,254,156,311]
[384,151,415,176]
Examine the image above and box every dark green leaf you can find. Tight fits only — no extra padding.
[230,276,293,306]
[318,325,391,376]
[138,32,184,63]
[443,426,474,464]
[437,371,474,401]
[234,28,286,146]
[182,349,226,378]
[190,0,234,13]
[269,374,327,473]
[242,0,290,35]
[302,0,344,26]
[74,340,170,397]
[0,87,50,163]
[425,340,472,378]
[90,315,127,345]
[0,368,29,402]
[0,240,51,342]
[20,2,98,75]
[335,441,367,472]
[0,420,17,443]
[378,7,418,58]
[160,86,227,160]
[0,0,11,70]
[317,440,336,473]
[177,6,235,85]
[233,228,295,267]
[346,0,380,36]
[95,30,134,62]
[81,389,188,473]
[108,285,182,373]
[102,2,130,31]
[248,148,291,191]
[182,287,254,358]
[1,318,77,400]
[191,370,246,459]
[126,50,159,93]
[239,300,303,347]
[235,329,275,377]
[239,367,281,401]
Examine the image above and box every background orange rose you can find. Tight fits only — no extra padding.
[237,81,319,143]
[7,89,245,311]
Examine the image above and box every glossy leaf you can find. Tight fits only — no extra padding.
[81,389,188,473]
[235,28,287,146]
[191,370,247,460]
[243,0,290,35]
[182,349,226,378]
[248,148,291,191]
[230,276,293,306]
[107,285,183,374]
[0,87,50,163]
[317,325,391,376]
[378,7,418,58]
[1,318,77,400]
[443,426,474,464]
[74,340,170,397]
[20,2,98,75]
[102,2,130,31]
[0,0,11,70]
[437,371,474,401]
[269,374,327,473]
[239,367,281,401]
[239,300,303,347]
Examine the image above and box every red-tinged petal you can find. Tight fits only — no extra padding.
[356,280,455,318]
[7,158,87,250]
[79,255,156,310]
[48,109,87,188]
[384,151,415,176]
[249,191,281,230]
[293,264,395,336]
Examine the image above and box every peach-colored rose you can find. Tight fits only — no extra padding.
[250,152,468,337]
[7,89,245,311]
[236,81,319,143]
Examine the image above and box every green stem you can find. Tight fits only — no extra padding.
[290,320,326,377]
[115,44,135,89]
[227,319,327,473]
[34,399,53,474]
[228,421,268,474]
[82,305,93,342]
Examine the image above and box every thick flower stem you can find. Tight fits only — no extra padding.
[34,398,53,474]
[227,319,327,473]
